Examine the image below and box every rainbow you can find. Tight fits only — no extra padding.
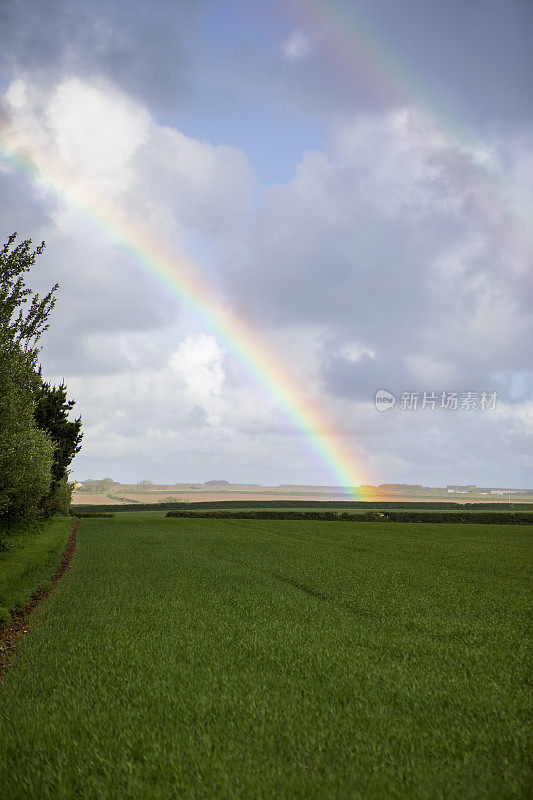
[0,133,378,498]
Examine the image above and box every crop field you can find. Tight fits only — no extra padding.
[1,514,531,799]
[71,499,533,515]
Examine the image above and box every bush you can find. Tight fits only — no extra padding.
[70,512,115,518]
[77,479,117,493]
[0,341,55,521]
[34,381,82,494]
[40,476,73,517]
[164,509,533,525]
[0,423,54,521]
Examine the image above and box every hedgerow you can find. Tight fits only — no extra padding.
[71,512,115,518]
[72,500,533,513]
[165,509,533,524]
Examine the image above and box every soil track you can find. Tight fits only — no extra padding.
[0,520,79,683]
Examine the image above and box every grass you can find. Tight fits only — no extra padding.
[0,515,72,616]
[0,515,531,799]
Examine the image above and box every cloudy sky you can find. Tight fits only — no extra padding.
[1,0,531,488]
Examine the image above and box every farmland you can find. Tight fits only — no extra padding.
[71,481,533,507]
[1,514,531,799]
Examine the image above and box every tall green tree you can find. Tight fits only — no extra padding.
[0,234,57,352]
[0,340,54,520]
[35,380,83,514]
[0,233,79,520]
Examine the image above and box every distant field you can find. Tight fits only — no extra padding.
[73,492,399,505]
[72,490,368,505]
[70,492,130,505]
[1,515,530,798]
[72,499,533,515]
[72,489,533,506]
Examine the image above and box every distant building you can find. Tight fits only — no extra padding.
[446,485,476,493]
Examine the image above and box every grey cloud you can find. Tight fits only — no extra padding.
[368,406,532,488]
[221,113,532,406]
[0,211,178,377]
[0,171,56,244]
[320,345,529,409]
[0,71,253,379]
[132,126,254,240]
[0,0,205,111]
[321,351,414,402]
[227,0,533,128]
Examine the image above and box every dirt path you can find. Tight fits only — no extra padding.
[0,520,79,683]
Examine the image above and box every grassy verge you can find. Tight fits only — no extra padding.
[0,516,531,798]
[0,515,72,621]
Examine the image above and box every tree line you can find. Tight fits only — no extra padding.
[0,234,82,522]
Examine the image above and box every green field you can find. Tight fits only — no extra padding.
[1,514,531,798]
[0,515,72,616]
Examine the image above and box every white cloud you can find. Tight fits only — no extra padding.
[169,335,225,424]
[0,75,253,345]
[134,125,253,238]
[281,31,314,63]
[3,76,253,220]
[225,108,532,367]
[48,78,150,195]
[338,343,376,364]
